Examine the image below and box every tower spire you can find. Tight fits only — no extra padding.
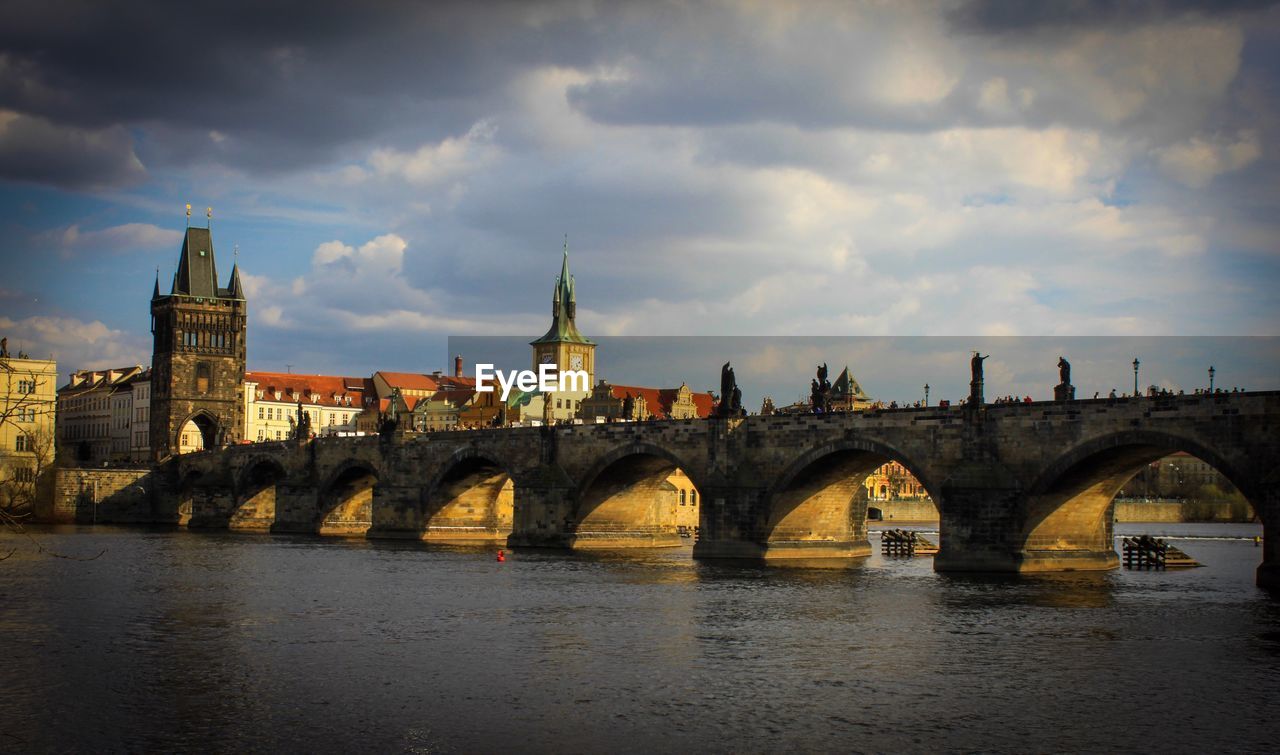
[532,236,591,348]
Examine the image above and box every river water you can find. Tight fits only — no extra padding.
[2,523,1277,753]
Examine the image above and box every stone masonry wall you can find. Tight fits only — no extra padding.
[47,468,155,523]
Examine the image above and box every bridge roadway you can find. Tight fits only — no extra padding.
[169,391,1280,587]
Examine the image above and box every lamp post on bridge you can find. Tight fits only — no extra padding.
[1133,358,1140,397]
[1208,365,1215,393]
[924,383,929,406]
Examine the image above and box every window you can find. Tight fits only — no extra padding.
[15,435,30,452]
[17,379,35,394]
[13,467,33,483]
[275,430,282,440]
[258,407,264,419]
[556,399,562,409]
[257,430,264,441]
[680,490,687,505]
[690,491,697,506]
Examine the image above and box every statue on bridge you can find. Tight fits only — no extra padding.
[969,352,988,406]
[379,388,402,436]
[623,393,635,420]
[810,363,832,413]
[1054,356,1076,401]
[294,400,312,441]
[713,362,745,418]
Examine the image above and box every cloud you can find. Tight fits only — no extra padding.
[0,315,149,372]
[0,110,145,189]
[250,233,542,340]
[367,120,499,186]
[1,0,1277,380]
[36,222,182,256]
[1155,130,1261,187]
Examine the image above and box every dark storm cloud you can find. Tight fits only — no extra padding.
[0,0,607,173]
[0,111,145,189]
[948,0,1278,34]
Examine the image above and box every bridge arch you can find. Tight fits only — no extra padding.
[175,410,220,455]
[317,458,379,536]
[418,449,518,544]
[570,442,708,549]
[762,439,938,560]
[230,457,288,531]
[1021,430,1264,569]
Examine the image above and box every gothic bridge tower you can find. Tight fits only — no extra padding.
[149,221,246,460]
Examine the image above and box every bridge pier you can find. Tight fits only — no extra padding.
[367,483,417,538]
[692,485,872,562]
[935,480,1119,574]
[506,483,576,548]
[187,486,236,529]
[1258,497,1279,591]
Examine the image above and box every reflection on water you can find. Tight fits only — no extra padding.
[0,523,1274,753]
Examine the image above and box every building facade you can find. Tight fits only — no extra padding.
[666,468,700,533]
[149,224,247,459]
[1,345,57,510]
[865,461,931,501]
[57,366,146,464]
[244,372,368,442]
[1117,451,1239,500]
[579,381,715,421]
[129,378,151,461]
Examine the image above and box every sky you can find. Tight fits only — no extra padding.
[2,0,1279,391]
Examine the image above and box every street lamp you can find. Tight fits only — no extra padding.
[1132,358,1140,397]
[1208,365,1215,392]
[924,383,930,406]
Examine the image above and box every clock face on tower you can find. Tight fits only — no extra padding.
[569,354,583,370]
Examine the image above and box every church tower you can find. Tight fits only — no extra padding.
[530,239,595,384]
[149,218,247,459]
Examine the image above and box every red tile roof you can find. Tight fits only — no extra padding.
[246,371,367,407]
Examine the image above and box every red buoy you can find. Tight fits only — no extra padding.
[496,550,505,562]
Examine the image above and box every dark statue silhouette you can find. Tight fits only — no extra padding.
[714,362,745,418]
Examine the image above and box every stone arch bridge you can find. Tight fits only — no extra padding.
[167,391,1280,587]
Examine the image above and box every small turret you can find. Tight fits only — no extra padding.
[228,263,245,299]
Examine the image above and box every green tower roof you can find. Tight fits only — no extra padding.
[531,239,593,346]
